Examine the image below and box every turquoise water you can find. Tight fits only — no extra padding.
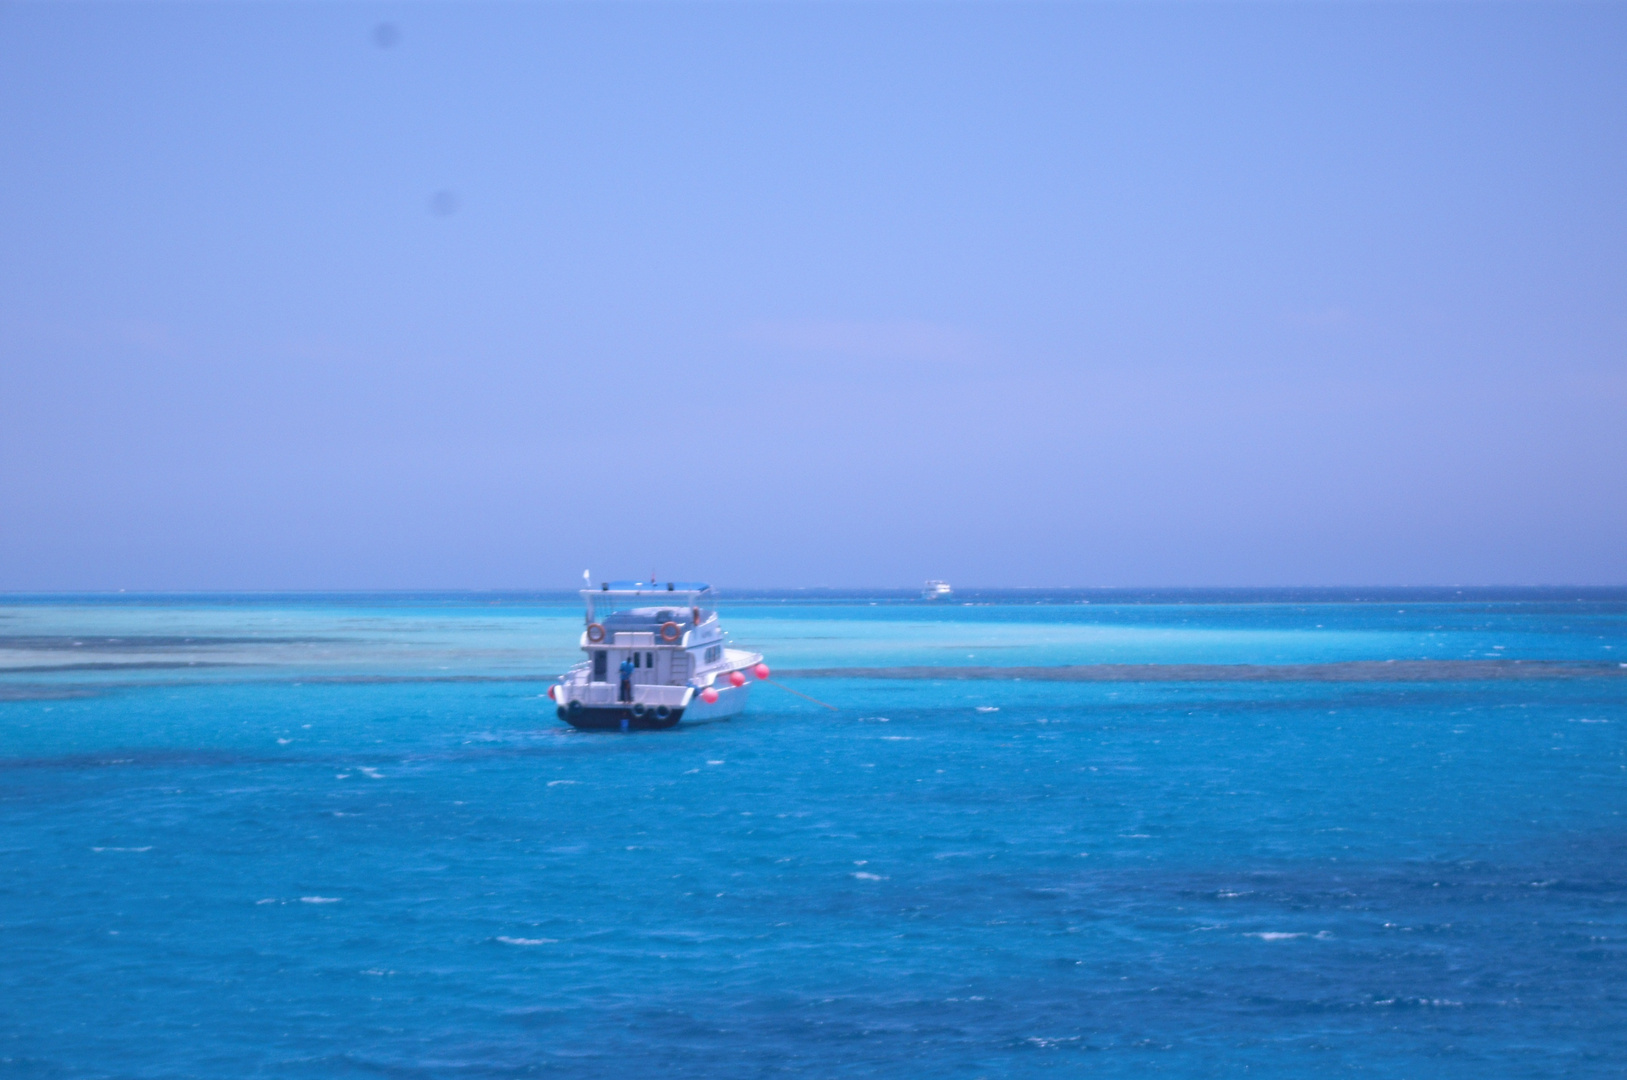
[3,590,1625,1077]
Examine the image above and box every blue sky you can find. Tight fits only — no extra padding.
[1,3,1623,589]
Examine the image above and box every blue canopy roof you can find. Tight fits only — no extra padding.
[591,581,711,593]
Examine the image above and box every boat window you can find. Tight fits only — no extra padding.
[646,652,654,668]
[593,651,607,681]
[632,652,640,668]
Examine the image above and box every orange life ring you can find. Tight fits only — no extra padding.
[660,621,681,642]
[586,622,605,643]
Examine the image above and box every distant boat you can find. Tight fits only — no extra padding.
[922,580,953,600]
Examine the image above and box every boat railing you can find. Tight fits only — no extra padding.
[565,682,691,707]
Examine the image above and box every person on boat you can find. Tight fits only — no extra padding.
[619,655,634,703]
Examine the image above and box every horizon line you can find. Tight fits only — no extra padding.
[3,583,1626,599]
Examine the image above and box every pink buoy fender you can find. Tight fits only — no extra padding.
[586,622,606,644]
[753,663,770,680]
[546,685,557,701]
[700,687,720,704]
[660,621,682,642]
[729,671,746,688]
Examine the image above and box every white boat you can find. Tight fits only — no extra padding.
[549,578,766,731]
[922,579,953,600]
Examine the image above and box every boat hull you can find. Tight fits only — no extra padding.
[679,681,750,722]
[554,681,751,731]
[558,704,683,731]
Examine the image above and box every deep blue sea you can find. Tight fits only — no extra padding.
[3,589,1626,1078]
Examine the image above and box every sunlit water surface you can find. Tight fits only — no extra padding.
[3,590,1625,1077]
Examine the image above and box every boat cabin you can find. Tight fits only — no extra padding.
[580,581,723,693]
